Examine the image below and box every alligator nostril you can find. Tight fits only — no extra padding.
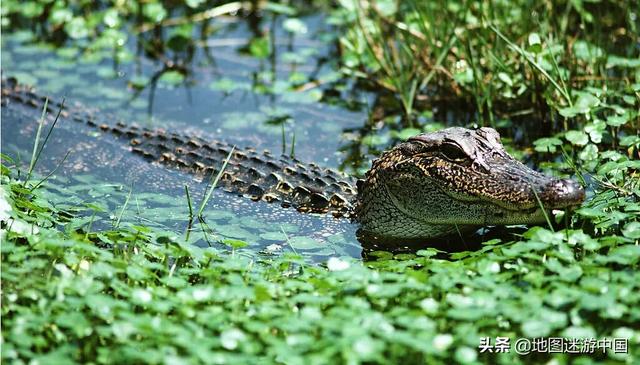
[541,179,585,207]
[563,180,585,202]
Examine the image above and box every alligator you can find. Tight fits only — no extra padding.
[1,78,585,243]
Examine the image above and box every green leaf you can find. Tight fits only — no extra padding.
[584,121,605,143]
[575,92,600,111]
[522,319,551,337]
[454,347,478,364]
[394,128,422,140]
[607,245,640,265]
[573,41,604,60]
[288,236,322,250]
[622,222,640,239]
[565,130,589,146]
[143,3,167,22]
[210,78,241,93]
[527,33,542,53]
[283,18,308,34]
[606,114,628,127]
[159,71,185,85]
[50,8,73,25]
[21,2,44,18]
[64,17,89,39]
[534,137,562,153]
[562,326,596,339]
[249,37,270,59]
[558,106,579,118]
[103,9,120,28]
[607,55,640,69]
[126,266,148,281]
[497,72,513,86]
[222,239,248,249]
[263,3,297,15]
[562,92,601,117]
[186,0,206,8]
[578,143,598,161]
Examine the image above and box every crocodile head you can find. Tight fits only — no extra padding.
[355,127,585,241]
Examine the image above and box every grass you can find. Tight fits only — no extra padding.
[336,0,638,133]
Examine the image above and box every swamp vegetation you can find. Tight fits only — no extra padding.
[1,0,639,364]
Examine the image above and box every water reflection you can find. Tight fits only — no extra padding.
[2,4,369,166]
[2,4,377,261]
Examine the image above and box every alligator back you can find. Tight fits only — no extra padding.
[1,79,357,217]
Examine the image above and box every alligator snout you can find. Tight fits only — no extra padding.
[538,178,585,208]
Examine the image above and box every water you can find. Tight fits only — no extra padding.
[1,12,372,261]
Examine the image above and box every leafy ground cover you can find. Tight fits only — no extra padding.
[1,0,640,364]
[2,161,640,364]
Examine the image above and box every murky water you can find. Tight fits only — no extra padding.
[3,15,368,165]
[1,13,372,261]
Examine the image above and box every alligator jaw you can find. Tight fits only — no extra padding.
[443,173,586,213]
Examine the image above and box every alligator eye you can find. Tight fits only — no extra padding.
[440,144,468,162]
[400,141,426,155]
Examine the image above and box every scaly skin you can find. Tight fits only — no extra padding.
[1,78,585,242]
[1,79,357,217]
[355,127,585,241]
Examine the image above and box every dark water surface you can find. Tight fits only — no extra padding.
[1,14,371,261]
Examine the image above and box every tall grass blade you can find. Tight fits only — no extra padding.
[530,183,554,232]
[197,146,235,217]
[185,185,194,218]
[25,98,67,185]
[25,98,49,184]
[115,186,133,228]
[30,150,71,191]
[488,24,572,106]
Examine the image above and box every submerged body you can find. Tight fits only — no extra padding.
[1,79,585,243]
